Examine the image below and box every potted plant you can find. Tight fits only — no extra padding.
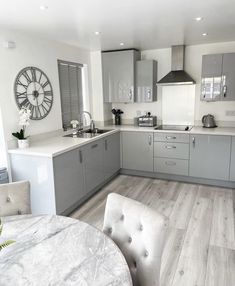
[0,218,15,251]
[12,107,31,149]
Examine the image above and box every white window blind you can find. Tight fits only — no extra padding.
[58,60,84,130]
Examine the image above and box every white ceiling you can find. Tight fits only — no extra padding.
[1,0,235,51]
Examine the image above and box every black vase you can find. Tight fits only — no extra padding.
[115,115,121,125]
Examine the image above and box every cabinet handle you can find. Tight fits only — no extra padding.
[165,145,176,149]
[223,85,227,97]
[166,136,177,140]
[105,139,108,151]
[129,89,132,100]
[192,137,195,148]
[147,89,151,100]
[79,150,83,163]
[91,143,98,149]
[165,161,176,166]
[148,135,152,146]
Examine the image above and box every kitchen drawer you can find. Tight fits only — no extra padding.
[154,157,189,176]
[154,142,189,159]
[154,132,189,143]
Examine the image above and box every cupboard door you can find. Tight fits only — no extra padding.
[53,148,85,214]
[201,54,223,77]
[189,135,231,181]
[230,137,235,181]
[221,53,235,101]
[122,131,153,172]
[201,54,223,101]
[103,132,120,180]
[102,50,140,103]
[82,139,104,193]
[136,60,157,102]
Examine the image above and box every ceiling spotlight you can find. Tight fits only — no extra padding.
[94,31,100,35]
[40,5,48,11]
[120,42,124,46]
[195,17,203,21]
[202,33,208,36]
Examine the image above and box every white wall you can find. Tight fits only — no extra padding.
[0,29,92,146]
[90,51,112,125]
[113,41,235,126]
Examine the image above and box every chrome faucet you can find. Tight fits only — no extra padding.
[81,111,96,132]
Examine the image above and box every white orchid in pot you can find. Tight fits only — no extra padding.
[12,107,31,149]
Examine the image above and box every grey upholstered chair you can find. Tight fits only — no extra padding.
[0,181,31,216]
[103,193,168,286]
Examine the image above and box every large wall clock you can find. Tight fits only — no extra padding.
[14,66,53,120]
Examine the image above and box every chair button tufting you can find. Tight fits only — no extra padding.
[139,224,143,231]
[133,261,137,268]
[144,250,149,257]
[6,197,11,202]
[120,214,124,221]
[128,237,132,243]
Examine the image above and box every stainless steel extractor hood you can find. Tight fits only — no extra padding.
[157,45,195,85]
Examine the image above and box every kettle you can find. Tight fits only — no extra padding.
[202,114,217,128]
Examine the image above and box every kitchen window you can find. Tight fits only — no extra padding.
[58,60,89,130]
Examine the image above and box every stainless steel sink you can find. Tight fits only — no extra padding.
[63,129,112,138]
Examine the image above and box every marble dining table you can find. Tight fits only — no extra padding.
[0,215,132,286]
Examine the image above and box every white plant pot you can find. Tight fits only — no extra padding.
[18,139,29,149]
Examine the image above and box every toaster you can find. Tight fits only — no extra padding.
[137,114,157,127]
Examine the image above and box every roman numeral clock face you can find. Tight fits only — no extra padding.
[14,67,53,120]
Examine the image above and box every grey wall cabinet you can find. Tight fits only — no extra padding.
[230,137,235,181]
[136,60,157,102]
[189,134,231,181]
[102,50,140,103]
[221,53,235,101]
[103,132,120,180]
[53,148,85,214]
[122,131,153,172]
[201,53,235,101]
[82,139,104,194]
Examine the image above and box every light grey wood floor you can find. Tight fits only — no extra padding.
[70,175,235,286]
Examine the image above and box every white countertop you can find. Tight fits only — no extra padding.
[8,125,235,158]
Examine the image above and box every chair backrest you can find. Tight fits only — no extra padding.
[103,193,168,286]
[0,181,31,216]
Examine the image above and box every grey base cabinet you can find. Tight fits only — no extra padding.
[53,148,85,214]
[122,131,153,172]
[9,132,121,215]
[81,139,104,194]
[189,134,231,180]
[230,137,235,181]
[103,132,120,180]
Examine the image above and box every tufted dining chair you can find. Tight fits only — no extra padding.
[0,181,31,216]
[103,193,169,286]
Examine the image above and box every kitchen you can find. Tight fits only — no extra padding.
[0,1,235,286]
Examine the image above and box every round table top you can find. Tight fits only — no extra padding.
[0,215,132,286]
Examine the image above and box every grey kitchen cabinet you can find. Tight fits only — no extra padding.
[201,54,223,101]
[221,53,235,101]
[103,132,120,180]
[53,148,85,214]
[201,54,223,77]
[122,131,153,172]
[82,139,104,193]
[189,134,231,181]
[154,132,189,176]
[102,49,140,103]
[230,137,235,181]
[201,53,235,101]
[136,60,157,102]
